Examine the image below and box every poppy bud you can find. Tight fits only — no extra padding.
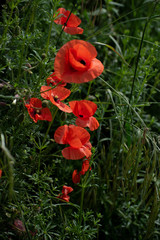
[0,101,7,106]
[25,63,32,68]
[42,53,47,59]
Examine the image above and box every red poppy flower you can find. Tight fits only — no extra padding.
[72,160,91,184]
[54,40,104,83]
[41,86,72,113]
[69,100,99,131]
[0,169,2,178]
[54,125,92,160]
[46,72,66,87]
[25,98,52,123]
[58,185,73,202]
[54,8,83,35]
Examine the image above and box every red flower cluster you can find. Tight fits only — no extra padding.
[0,169,2,178]
[54,8,83,35]
[72,159,91,184]
[58,185,73,202]
[25,98,52,123]
[54,40,104,84]
[24,7,104,203]
[54,125,92,160]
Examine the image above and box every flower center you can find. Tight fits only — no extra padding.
[54,95,60,103]
[80,60,86,65]
[32,107,42,115]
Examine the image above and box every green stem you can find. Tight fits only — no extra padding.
[79,185,85,225]
[38,107,58,176]
[17,2,36,83]
[46,20,53,55]
[87,81,92,98]
[1,7,14,46]
[42,107,58,147]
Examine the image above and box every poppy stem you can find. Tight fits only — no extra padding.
[87,81,92,98]
[79,185,85,225]
[41,107,58,148]
[38,107,58,177]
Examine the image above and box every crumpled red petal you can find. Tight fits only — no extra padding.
[40,86,52,100]
[63,26,83,35]
[62,147,86,160]
[72,170,81,184]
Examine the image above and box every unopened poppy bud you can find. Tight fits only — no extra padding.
[42,53,47,59]
[42,100,49,108]
[25,63,32,68]
[61,112,67,121]
[0,101,7,106]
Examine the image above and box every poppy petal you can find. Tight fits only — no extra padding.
[80,160,90,175]
[40,86,52,100]
[67,128,83,148]
[62,185,73,194]
[54,125,69,144]
[54,8,82,28]
[76,118,89,128]
[64,26,83,35]
[54,8,66,25]
[62,58,104,83]
[29,98,42,108]
[46,72,66,87]
[50,86,71,101]
[62,147,85,160]
[88,116,99,131]
[79,145,92,158]
[68,125,90,145]
[72,170,81,184]
[55,101,72,113]
[84,141,92,150]
[62,10,81,27]
[0,169,2,178]
[41,108,52,122]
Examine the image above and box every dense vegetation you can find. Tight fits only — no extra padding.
[1,0,160,239]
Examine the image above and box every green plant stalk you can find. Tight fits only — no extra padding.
[1,7,14,46]
[46,20,54,55]
[125,0,159,121]
[38,107,58,176]
[7,156,14,202]
[17,2,36,83]
[87,81,92,98]
[42,107,58,148]
[79,184,85,225]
